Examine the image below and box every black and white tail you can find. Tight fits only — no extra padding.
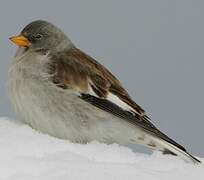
[80,94,201,164]
[148,135,201,164]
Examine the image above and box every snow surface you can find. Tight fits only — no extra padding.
[0,117,203,180]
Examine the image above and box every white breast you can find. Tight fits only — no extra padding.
[8,49,145,145]
[8,53,85,140]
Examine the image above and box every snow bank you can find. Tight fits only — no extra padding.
[0,117,203,180]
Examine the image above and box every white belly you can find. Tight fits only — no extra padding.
[8,53,145,145]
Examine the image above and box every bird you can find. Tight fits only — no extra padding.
[9,20,200,164]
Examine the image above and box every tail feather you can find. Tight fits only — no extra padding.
[152,136,201,164]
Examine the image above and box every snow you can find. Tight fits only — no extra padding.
[0,117,203,180]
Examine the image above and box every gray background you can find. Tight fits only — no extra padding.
[0,0,203,156]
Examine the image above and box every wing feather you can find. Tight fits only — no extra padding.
[48,47,187,152]
[80,94,186,152]
[49,47,145,115]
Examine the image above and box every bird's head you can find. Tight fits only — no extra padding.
[9,20,74,54]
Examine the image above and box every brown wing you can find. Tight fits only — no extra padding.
[49,47,145,115]
[47,47,188,152]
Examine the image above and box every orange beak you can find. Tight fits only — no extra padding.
[9,35,31,47]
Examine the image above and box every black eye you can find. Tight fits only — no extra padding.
[34,33,43,40]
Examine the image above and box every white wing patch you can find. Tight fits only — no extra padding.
[107,93,136,113]
[87,82,137,114]
[87,83,99,97]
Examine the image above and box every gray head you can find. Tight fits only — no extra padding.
[10,20,74,53]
